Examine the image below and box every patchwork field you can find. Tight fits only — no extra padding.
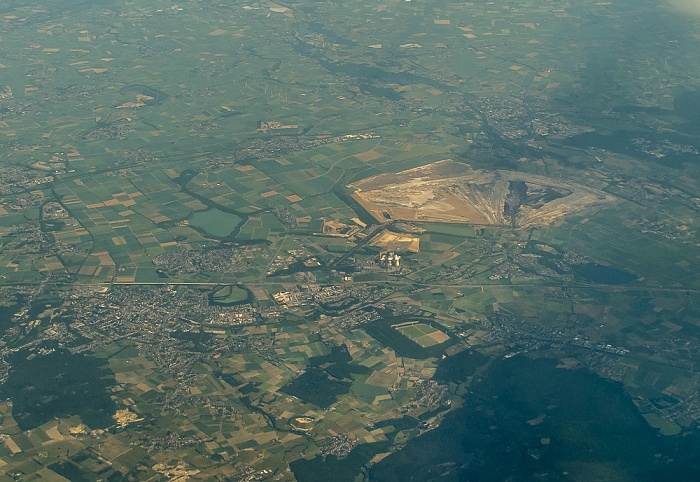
[0,0,699,481]
[395,322,451,348]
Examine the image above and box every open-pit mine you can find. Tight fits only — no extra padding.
[349,160,614,228]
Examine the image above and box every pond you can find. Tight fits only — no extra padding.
[189,209,242,238]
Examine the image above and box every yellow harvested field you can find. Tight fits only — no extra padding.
[366,370,397,388]
[428,330,450,344]
[78,265,97,276]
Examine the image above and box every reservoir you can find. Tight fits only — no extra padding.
[189,209,242,238]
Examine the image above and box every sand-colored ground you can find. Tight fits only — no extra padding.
[370,230,420,253]
[349,160,614,228]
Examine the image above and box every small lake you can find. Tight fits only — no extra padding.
[189,209,242,238]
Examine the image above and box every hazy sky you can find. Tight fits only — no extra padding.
[669,0,700,15]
